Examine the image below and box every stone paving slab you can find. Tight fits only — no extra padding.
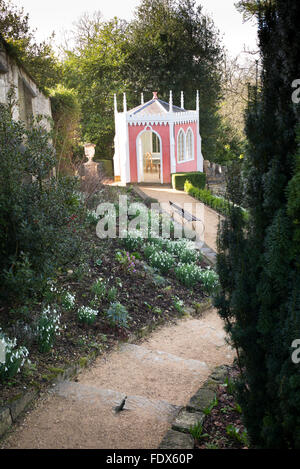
[172,409,205,434]
[159,429,194,449]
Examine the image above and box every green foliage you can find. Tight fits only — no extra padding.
[184,181,230,216]
[49,84,81,176]
[63,18,129,158]
[174,262,219,293]
[115,250,137,273]
[189,422,209,440]
[127,0,223,161]
[97,159,114,177]
[0,103,85,305]
[0,1,61,91]
[143,243,157,260]
[172,296,184,314]
[106,302,129,328]
[171,172,206,191]
[61,291,76,311]
[91,278,106,299]
[215,0,300,449]
[226,424,249,446]
[203,395,218,415]
[107,286,118,303]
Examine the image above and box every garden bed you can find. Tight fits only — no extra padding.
[194,365,249,450]
[0,184,214,411]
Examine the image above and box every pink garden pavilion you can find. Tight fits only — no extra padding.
[113,91,203,184]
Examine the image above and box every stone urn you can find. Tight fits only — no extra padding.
[83,143,99,179]
[84,143,96,164]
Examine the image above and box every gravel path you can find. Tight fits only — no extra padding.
[1,310,234,449]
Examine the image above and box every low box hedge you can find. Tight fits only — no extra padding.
[171,172,206,191]
[184,181,249,221]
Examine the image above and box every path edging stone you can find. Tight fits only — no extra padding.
[158,364,231,449]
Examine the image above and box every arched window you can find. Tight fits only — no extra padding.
[186,128,194,160]
[177,129,185,162]
[152,132,160,153]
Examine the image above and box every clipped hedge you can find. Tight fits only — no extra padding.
[172,171,206,191]
[184,181,249,221]
[184,181,229,215]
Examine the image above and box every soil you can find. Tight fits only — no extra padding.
[195,365,249,449]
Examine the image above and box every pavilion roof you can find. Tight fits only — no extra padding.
[128,98,185,116]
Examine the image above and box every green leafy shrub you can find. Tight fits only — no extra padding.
[106,302,129,328]
[36,307,61,353]
[0,330,29,382]
[172,172,206,191]
[184,181,229,216]
[0,103,85,305]
[77,306,98,325]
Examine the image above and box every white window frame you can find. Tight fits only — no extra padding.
[177,127,195,163]
[177,128,185,162]
[185,127,194,162]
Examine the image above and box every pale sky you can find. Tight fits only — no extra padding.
[14,0,258,59]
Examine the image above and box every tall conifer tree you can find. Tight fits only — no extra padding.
[216,0,300,448]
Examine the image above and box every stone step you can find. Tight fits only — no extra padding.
[119,344,209,373]
[52,381,181,423]
[79,343,210,405]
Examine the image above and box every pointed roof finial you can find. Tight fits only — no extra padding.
[153,91,158,100]
[141,92,144,105]
[114,94,118,113]
[123,92,127,112]
[181,91,184,109]
[169,90,173,113]
[196,90,199,111]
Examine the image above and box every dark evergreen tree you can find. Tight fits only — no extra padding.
[215,0,300,448]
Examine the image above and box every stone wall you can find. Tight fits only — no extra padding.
[203,160,227,197]
[0,38,52,129]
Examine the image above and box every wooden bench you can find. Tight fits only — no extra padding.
[169,201,204,234]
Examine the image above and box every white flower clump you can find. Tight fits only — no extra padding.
[62,291,76,310]
[77,306,98,325]
[87,209,99,222]
[0,329,29,378]
[36,307,61,352]
[149,250,175,273]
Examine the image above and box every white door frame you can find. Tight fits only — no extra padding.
[136,126,163,183]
